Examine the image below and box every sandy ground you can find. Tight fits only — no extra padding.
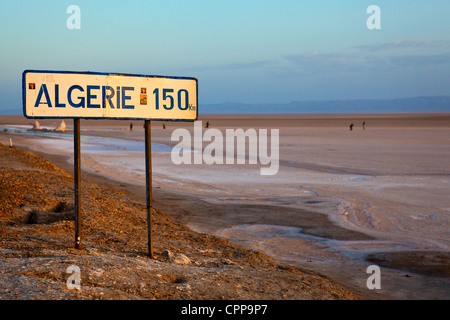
[1,113,449,300]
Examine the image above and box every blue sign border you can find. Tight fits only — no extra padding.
[22,69,198,121]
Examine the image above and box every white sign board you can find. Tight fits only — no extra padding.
[23,70,198,121]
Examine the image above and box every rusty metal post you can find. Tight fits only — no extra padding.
[144,120,154,258]
[74,118,81,249]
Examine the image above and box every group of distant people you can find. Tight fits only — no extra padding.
[127,120,210,131]
[349,121,365,131]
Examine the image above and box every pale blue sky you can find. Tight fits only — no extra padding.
[1,0,449,113]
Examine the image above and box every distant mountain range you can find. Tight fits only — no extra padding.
[2,96,449,115]
[201,96,450,114]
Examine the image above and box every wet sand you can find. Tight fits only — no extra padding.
[1,113,449,299]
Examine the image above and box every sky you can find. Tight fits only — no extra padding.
[0,0,449,114]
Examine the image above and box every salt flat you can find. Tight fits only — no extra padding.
[1,113,449,299]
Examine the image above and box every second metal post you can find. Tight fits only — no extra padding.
[144,120,154,258]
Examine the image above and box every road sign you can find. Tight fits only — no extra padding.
[22,69,198,257]
[23,70,198,121]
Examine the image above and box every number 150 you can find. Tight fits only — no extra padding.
[153,88,189,111]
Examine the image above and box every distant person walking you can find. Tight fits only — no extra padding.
[129,122,133,131]
[205,121,210,128]
[349,123,354,131]
[362,121,366,130]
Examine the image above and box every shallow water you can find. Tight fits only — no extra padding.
[1,125,172,153]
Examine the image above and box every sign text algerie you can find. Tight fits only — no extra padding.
[23,70,198,121]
